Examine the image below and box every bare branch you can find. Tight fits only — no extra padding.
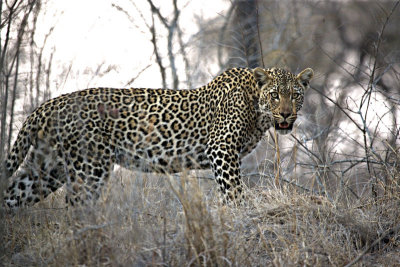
[150,12,167,88]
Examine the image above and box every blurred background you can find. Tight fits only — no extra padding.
[1,0,399,202]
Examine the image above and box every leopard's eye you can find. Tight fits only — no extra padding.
[292,93,300,99]
[270,92,279,99]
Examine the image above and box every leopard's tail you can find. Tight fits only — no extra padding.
[2,111,39,180]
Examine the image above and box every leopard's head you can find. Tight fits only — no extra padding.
[253,67,313,135]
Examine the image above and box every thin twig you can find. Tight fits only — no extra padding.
[310,86,363,131]
[255,0,265,68]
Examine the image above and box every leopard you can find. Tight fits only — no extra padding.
[2,67,313,208]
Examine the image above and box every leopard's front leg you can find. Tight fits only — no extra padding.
[206,141,244,202]
[206,86,254,203]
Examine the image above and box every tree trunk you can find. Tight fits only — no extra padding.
[228,0,261,68]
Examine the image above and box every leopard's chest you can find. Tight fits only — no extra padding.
[239,112,274,158]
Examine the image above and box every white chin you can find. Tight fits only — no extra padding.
[277,129,292,135]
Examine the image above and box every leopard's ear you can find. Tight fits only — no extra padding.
[253,68,272,88]
[297,68,314,88]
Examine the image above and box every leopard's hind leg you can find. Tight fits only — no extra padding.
[4,139,66,208]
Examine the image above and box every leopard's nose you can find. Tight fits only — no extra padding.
[280,112,290,119]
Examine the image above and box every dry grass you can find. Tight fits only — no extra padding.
[1,167,400,267]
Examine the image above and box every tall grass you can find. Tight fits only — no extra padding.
[2,164,399,266]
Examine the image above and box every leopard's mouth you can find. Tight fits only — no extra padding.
[278,122,290,129]
[274,122,293,131]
